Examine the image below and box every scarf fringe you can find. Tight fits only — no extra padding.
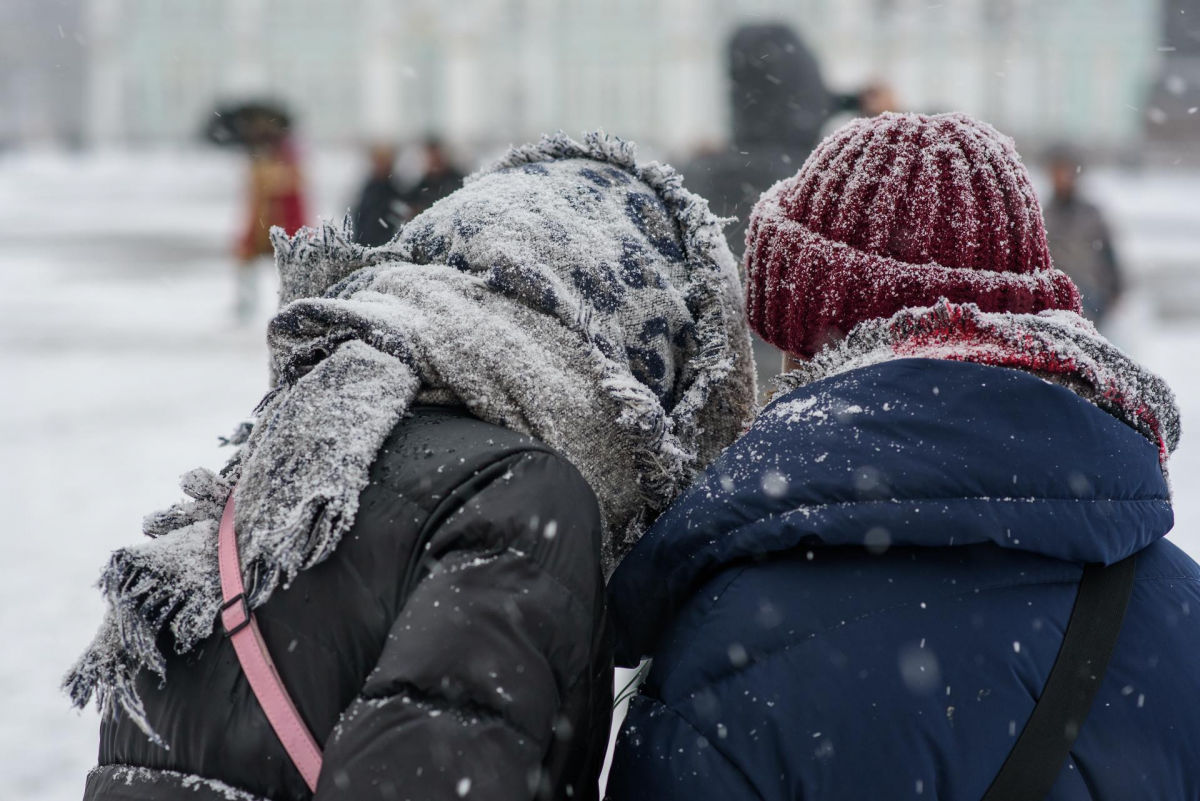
[271,212,411,308]
[142,468,229,538]
[65,517,223,741]
[64,474,372,742]
[66,638,162,749]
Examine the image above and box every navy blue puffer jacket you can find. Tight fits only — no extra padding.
[606,358,1200,800]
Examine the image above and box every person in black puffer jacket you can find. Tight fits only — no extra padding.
[67,132,757,801]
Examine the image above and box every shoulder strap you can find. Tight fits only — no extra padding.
[218,493,324,793]
[981,555,1137,801]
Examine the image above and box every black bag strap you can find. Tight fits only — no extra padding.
[981,555,1137,801]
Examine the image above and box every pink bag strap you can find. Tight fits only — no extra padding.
[218,492,324,792]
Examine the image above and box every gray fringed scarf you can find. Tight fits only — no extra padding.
[777,300,1180,463]
[66,132,757,741]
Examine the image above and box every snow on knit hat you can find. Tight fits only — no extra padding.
[746,112,1082,358]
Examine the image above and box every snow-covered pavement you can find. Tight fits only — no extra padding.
[2,150,1199,800]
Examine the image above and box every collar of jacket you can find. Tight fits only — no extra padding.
[609,357,1172,666]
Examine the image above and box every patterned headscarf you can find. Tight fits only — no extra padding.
[65,132,757,741]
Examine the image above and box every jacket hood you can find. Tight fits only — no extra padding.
[609,357,1172,666]
[728,23,831,151]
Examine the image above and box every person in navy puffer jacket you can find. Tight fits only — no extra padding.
[605,113,1199,801]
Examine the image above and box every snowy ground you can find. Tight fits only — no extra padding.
[2,149,1199,800]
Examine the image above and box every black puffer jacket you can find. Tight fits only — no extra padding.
[85,406,612,801]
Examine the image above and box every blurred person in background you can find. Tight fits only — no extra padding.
[684,23,894,395]
[351,143,407,246]
[65,132,755,801]
[684,23,836,263]
[400,136,465,219]
[234,109,308,323]
[684,23,893,263]
[857,80,899,117]
[1043,143,1124,327]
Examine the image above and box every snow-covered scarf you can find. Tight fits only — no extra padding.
[65,132,756,741]
[777,300,1180,463]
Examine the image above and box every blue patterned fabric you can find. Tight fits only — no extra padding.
[397,158,713,408]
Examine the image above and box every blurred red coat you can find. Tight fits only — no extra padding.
[238,137,307,260]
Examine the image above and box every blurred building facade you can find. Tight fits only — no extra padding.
[0,0,86,148]
[1148,0,1200,149]
[6,0,1183,154]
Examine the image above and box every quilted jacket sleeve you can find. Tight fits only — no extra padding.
[314,448,608,801]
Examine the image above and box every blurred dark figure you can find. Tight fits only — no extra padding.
[686,23,883,397]
[1042,144,1123,325]
[352,143,407,246]
[401,136,465,219]
[686,24,843,261]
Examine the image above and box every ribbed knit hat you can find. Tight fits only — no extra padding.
[745,112,1082,358]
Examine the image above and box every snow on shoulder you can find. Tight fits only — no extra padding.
[776,300,1180,464]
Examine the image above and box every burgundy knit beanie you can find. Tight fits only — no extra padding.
[745,112,1082,358]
